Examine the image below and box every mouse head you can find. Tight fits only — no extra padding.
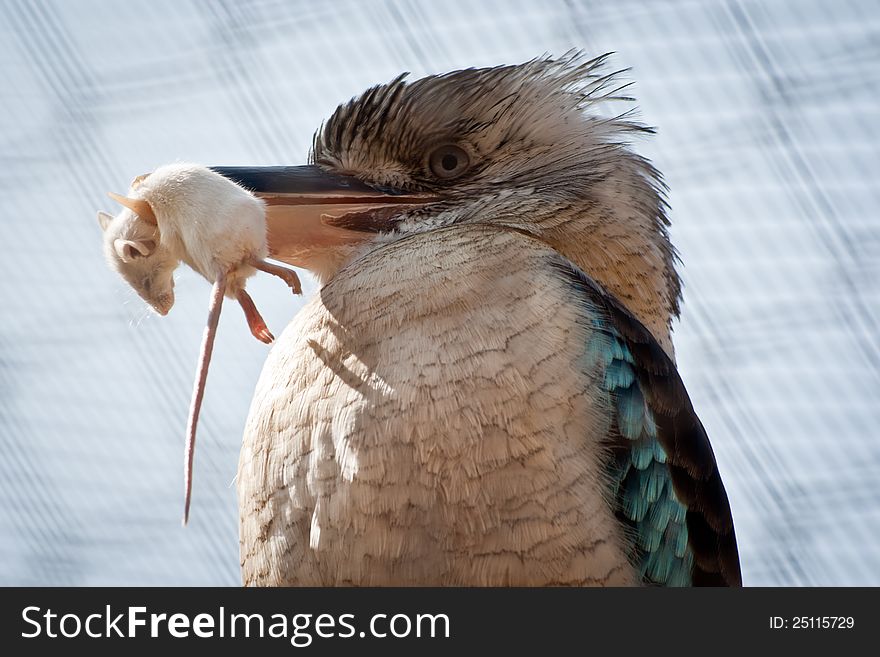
[98,193,177,315]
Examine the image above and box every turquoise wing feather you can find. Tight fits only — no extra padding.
[558,257,741,587]
[600,328,693,585]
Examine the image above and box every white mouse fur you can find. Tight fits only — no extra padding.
[98,162,302,523]
[98,163,269,315]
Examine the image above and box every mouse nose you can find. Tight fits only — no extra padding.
[150,292,174,316]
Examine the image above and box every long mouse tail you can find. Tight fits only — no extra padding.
[183,270,226,525]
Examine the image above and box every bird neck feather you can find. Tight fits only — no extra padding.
[540,167,681,359]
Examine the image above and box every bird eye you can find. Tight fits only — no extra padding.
[428,144,470,180]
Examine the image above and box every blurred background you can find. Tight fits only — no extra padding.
[0,0,877,586]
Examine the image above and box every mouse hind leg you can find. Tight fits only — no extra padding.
[251,258,302,295]
[236,287,274,344]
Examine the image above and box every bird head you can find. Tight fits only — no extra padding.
[215,53,681,353]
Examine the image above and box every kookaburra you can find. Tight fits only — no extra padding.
[220,54,741,586]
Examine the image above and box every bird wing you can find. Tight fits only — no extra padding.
[552,257,742,586]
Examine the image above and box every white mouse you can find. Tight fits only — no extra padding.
[97,162,302,524]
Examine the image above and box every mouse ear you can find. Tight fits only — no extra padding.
[114,238,156,262]
[97,211,113,231]
[107,192,157,225]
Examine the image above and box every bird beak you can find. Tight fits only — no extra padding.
[211,166,437,269]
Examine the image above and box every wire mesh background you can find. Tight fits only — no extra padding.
[0,0,877,585]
